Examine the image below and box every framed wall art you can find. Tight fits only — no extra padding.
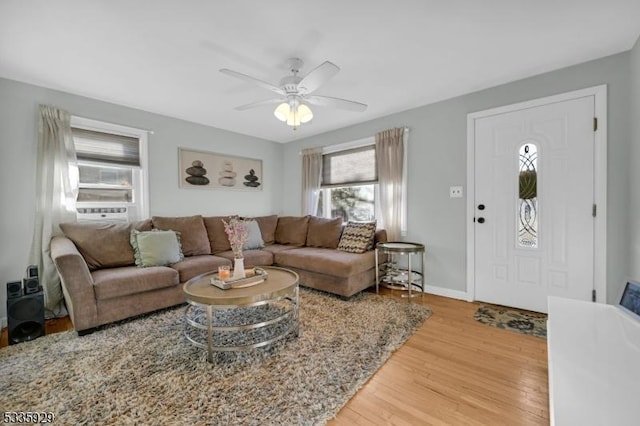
[178,148,262,191]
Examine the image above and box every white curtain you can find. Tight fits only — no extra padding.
[375,127,406,241]
[301,147,323,215]
[29,105,79,313]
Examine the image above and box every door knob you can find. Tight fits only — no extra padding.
[477,217,485,224]
[478,204,485,210]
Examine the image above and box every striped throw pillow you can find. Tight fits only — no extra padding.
[337,221,377,254]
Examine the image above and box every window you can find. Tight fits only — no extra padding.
[518,143,538,248]
[70,117,149,222]
[318,184,375,221]
[318,140,377,222]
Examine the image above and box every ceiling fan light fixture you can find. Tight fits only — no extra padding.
[274,102,290,122]
[286,109,301,127]
[222,58,366,131]
[298,103,313,123]
[220,58,367,130]
[274,100,313,128]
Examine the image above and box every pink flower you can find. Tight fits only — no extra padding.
[222,218,249,259]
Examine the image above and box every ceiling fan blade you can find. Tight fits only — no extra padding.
[305,95,367,112]
[220,68,285,95]
[235,98,284,111]
[297,61,340,94]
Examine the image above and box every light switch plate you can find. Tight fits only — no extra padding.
[450,186,463,198]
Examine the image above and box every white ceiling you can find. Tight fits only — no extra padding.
[1,1,639,143]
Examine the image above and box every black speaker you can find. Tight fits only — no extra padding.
[7,281,23,299]
[7,290,45,345]
[23,277,40,295]
[27,264,38,279]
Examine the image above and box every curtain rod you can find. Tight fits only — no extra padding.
[299,126,409,155]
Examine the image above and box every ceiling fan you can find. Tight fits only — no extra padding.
[220,58,367,129]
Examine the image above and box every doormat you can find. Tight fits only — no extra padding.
[474,304,547,338]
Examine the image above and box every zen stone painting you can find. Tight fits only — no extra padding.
[179,148,262,190]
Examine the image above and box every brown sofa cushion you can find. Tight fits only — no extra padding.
[152,215,211,256]
[306,216,343,249]
[92,265,179,300]
[170,255,231,282]
[214,249,274,267]
[248,215,278,245]
[203,216,237,254]
[275,216,310,246]
[274,247,375,278]
[261,244,299,255]
[60,220,152,270]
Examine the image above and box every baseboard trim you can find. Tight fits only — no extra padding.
[424,285,469,301]
[1,316,7,329]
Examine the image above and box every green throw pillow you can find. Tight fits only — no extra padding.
[130,229,184,267]
[243,220,265,250]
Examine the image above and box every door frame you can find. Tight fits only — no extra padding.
[466,85,607,304]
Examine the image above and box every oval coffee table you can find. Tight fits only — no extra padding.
[183,266,299,363]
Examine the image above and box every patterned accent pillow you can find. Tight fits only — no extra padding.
[337,221,377,254]
[130,229,184,267]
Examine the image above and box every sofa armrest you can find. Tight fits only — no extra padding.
[374,229,387,245]
[50,235,98,331]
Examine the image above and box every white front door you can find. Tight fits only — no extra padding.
[473,95,596,313]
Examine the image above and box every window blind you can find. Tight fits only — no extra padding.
[72,127,140,166]
[321,144,377,187]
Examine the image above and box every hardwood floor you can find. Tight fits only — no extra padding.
[330,289,549,425]
[1,289,549,425]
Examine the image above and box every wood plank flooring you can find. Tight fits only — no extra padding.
[330,289,549,425]
[1,289,549,425]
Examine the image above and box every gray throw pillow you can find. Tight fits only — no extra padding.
[243,220,265,250]
[130,229,184,267]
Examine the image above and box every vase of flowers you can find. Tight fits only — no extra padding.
[222,218,248,279]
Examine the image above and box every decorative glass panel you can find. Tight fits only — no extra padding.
[518,144,538,248]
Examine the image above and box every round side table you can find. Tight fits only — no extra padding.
[375,242,425,298]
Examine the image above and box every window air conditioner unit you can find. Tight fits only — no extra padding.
[76,207,129,223]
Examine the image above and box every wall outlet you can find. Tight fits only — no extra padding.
[450,186,463,198]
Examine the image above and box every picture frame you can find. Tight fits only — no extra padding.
[178,148,262,191]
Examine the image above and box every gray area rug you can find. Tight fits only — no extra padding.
[0,289,431,425]
[474,304,547,338]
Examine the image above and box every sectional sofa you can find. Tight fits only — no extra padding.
[51,215,386,334]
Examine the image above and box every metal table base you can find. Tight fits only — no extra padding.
[184,290,299,362]
[182,266,300,363]
[375,242,425,299]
